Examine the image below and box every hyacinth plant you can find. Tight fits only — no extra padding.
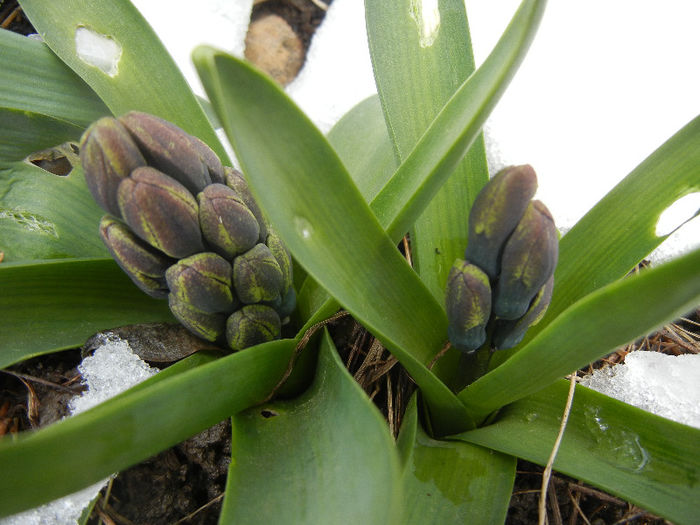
[1,0,699,523]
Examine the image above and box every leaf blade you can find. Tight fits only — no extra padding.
[0,340,296,517]
[455,380,700,525]
[193,47,473,433]
[220,331,402,524]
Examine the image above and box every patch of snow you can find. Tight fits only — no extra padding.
[74,26,121,77]
[580,351,700,429]
[0,337,158,525]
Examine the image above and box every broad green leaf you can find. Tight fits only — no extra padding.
[0,107,84,164]
[458,247,700,421]
[396,395,515,524]
[456,380,700,525]
[369,0,547,254]
[0,339,296,517]
[193,47,473,434]
[220,331,401,524]
[0,258,174,369]
[18,0,227,162]
[366,0,489,301]
[0,28,108,126]
[495,115,700,366]
[0,110,106,262]
[327,94,397,203]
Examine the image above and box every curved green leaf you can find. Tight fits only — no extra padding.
[0,107,83,164]
[366,0,490,301]
[0,339,296,517]
[0,28,108,126]
[0,258,173,368]
[18,0,227,162]
[455,380,700,525]
[369,0,547,246]
[193,48,472,434]
[458,247,700,421]
[220,331,401,524]
[397,395,515,524]
[0,110,107,262]
[326,94,397,202]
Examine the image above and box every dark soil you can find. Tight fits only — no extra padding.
[1,2,695,523]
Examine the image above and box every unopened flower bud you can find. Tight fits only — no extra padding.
[493,200,558,320]
[166,252,235,314]
[119,111,224,194]
[168,295,227,342]
[224,167,268,242]
[465,165,537,280]
[118,167,205,258]
[226,304,281,351]
[233,243,284,304]
[266,229,293,296]
[198,183,259,259]
[99,215,173,298]
[79,117,146,217]
[492,275,554,350]
[445,259,492,354]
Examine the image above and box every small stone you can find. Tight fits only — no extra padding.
[245,13,304,85]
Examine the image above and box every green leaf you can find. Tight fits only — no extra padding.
[0,28,108,126]
[366,0,490,301]
[0,109,107,262]
[0,258,174,369]
[396,395,515,524]
[369,0,547,248]
[458,247,700,421]
[495,115,700,365]
[18,0,227,162]
[193,47,473,434]
[220,331,402,524]
[326,94,397,203]
[455,380,700,525]
[0,339,296,517]
[0,107,84,164]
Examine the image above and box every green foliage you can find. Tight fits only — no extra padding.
[1,0,699,523]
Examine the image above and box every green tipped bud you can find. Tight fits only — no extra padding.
[118,167,205,258]
[233,243,284,304]
[226,304,281,351]
[465,165,538,280]
[165,252,235,314]
[119,111,224,194]
[99,215,173,298]
[493,200,558,320]
[197,183,259,258]
[266,229,293,295]
[445,259,492,354]
[79,117,146,217]
[168,294,226,342]
[492,275,554,350]
[224,167,268,242]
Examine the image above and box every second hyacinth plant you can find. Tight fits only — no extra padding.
[1,0,699,523]
[80,112,295,351]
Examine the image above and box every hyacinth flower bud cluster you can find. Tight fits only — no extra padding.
[445,165,558,353]
[80,111,295,351]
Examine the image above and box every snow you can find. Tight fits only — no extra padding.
[0,337,158,525]
[580,351,700,429]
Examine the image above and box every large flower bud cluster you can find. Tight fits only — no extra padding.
[80,111,295,351]
[445,165,558,353]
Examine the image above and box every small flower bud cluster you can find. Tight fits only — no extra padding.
[445,165,558,353]
[80,112,295,351]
